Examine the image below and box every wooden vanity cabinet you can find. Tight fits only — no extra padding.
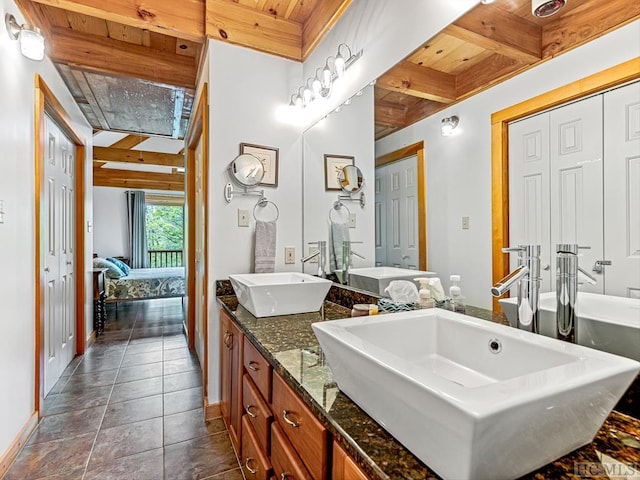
[243,337,272,402]
[332,441,371,480]
[220,310,244,454]
[241,415,272,480]
[242,374,272,453]
[271,422,313,480]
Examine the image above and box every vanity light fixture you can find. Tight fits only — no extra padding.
[441,116,460,136]
[289,42,362,109]
[5,13,45,61]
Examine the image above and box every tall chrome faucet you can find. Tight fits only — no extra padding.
[341,241,365,285]
[556,244,597,343]
[301,241,327,278]
[491,245,542,333]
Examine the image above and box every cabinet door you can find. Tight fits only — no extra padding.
[241,415,272,480]
[243,374,273,453]
[271,423,312,480]
[244,337,272,402]
[332,441,370,480]
[220,310,244,454]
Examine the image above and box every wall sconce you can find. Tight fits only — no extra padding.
[441,116,460,136]
[5,13,45,61]
[289,42,362,109]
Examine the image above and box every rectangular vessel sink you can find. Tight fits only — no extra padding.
[348,267,436,295]
[229,272,332,318]
[500,292,640,361]
[312,309,639,480]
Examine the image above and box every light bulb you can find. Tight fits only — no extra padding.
[19,27,45,61]
[295,94,303,108]
[303,87,312,106]
[334,54,346,78]
[322,64,332,89]
[312,77,322,97]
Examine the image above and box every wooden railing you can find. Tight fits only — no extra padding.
[148,249,183,268]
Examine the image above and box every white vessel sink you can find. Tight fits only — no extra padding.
[229,272,332,317]
[348,267,436,295]
[312,309,639,480]
[500,292,640,361]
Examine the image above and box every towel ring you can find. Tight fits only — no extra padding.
[253,197,279,222]
[329,201,350,224]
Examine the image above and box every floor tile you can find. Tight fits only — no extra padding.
[84,448,164,480]
[164,371,203,393]
[163,347,191,361]
[164,408,226,446]
[164,357,200,375]
[110,376,163,403]
[116,362,163,383]
[125,341,164,355]
[201,468,245,480]
[47,376,70,395]
[61,368,118,393]
[89,417,163,467]
[74,355,123,373]
[28,405,106,445]
[121,349,163,368]
[45,385,113,415]
[163,432,238,480]
[164,386,203,415]
[3,432,94,480]
[101,394,163,429]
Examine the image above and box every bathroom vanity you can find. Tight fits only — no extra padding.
[216,282,640,480]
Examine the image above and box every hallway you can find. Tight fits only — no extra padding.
[4,299,243,480]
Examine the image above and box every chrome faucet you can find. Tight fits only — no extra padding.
[301,241,327,278]
[491,245,541,333]
[556,244,597,343]
[341,241,365,285]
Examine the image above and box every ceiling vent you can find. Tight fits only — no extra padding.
[532,0,566,17]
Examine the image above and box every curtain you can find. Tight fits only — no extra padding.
[126,191,148,268]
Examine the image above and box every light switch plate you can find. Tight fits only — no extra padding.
[308,246,319,263]
[238,209,250,227]
[285,247,295,264]
[462,216,470,230]
[349,213,357,228]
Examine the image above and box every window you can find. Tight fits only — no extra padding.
[145,195,184,268]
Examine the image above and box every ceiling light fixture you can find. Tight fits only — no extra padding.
[531,0,566,18]
[5,13,45,61]
[441,116,459,136]
[289,42,362,110]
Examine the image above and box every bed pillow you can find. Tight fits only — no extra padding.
[93,257,125,279]
[107,257,131,276]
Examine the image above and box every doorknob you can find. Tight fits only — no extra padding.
[592,260,611,274]
[44,267,50,272]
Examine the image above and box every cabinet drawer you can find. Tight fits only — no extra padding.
[271,422,312,480]
[242,374,272,453]
[332,441,370,480]
[272,373,327,480]
[241,415,271,480]
[243,337,272,402]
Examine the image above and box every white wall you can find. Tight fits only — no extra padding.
[376,21,640,309]
[0,0,93,458]
[206,41,304,402]
[93,187,128,257]
[302,86,375,271]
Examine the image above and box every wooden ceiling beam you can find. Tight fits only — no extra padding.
[109,135,148,149]
[94,147,185,167]
[541,0,640,58]
[48,27,197,89]
[404,99,447,127]
[93,168,184,191]
[447,4,542,64]
[455,53,525,98]
[29,0,205,42]
[377,62,457,103]
[206,0,302,61]
[375,101,407,128]
[301,0,352,60]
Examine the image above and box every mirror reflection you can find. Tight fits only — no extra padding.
[228,153,265,187]
[338,165,364,193]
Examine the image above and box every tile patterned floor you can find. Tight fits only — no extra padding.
[4,299,244,480]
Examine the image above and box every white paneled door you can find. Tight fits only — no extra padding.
[375,155,419,269]
[603,82,640,298]
[194,136,206,363]
[44,114,76,396]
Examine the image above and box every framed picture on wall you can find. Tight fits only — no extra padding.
[240,143,279,187]
[324,154,354,191]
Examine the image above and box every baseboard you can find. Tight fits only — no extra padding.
[86,329,96,348]
[0,412,38,477]
[204,399,221,419]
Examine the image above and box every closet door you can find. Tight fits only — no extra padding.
[508,113,552,291]
[549,95,604,294]
[603,81,640,298]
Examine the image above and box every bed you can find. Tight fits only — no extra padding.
[105,267,186,302]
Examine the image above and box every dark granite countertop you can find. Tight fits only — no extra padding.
[216,284,640,480]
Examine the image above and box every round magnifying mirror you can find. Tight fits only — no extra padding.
[228,153,265,187]
[338,165,364,193]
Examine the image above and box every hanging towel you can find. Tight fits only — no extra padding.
[329,221,350,271]
[254,220,277,273]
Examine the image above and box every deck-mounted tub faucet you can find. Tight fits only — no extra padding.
[491,245,541,333]
[556,244,598,343]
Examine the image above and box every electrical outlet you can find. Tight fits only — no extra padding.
[285,247,295,264]
[308,246,319,263]
[238,209,249,227]
[462,216,470,230]
[348,213,357,228]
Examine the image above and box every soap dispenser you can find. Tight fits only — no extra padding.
[449,275,466,313]
[415,278,435,309]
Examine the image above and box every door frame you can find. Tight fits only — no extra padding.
[490,57,640,311]
[34,75,87,413]
[186,83,209,397]
[375,141,427,271]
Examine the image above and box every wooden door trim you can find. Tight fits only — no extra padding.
[34,74,87,414]
[490,57,640,311]
[186,83,209,396]
[375,141,427,271]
